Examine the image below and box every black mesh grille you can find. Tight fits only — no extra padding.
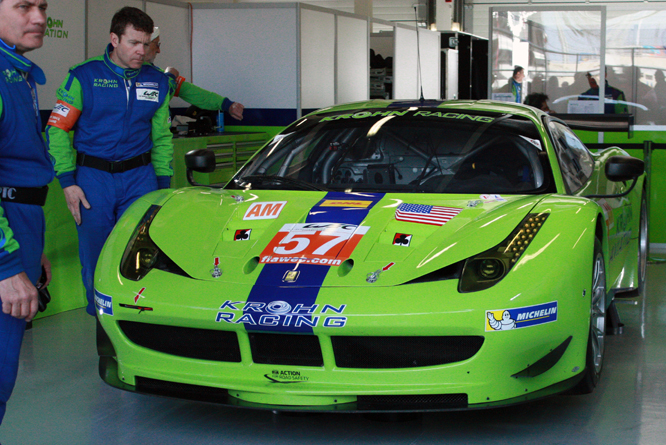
[249,332,323,366]
[332,336,484,368]
[357,394,468,409]
[118,321,241,362]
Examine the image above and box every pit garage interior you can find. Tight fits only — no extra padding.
[3,0,666,443]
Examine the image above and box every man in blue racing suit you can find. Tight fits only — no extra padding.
[46,7,173,316]
[0,0,53,424]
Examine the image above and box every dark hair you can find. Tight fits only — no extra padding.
[110,7,154,38]
[524,92,549,109]
[513,66,524,77]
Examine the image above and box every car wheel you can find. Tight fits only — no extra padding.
[573,238,607,394]
[636,195,649,297]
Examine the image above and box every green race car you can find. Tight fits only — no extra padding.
[95,100,647,411]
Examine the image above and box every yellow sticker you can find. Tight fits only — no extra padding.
[320,200,372,208]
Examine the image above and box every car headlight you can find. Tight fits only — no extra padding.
[459,212,549,293]
[120,205,189,281]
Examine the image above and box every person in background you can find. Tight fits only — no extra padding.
[45,7,172,316]
[508,66,525,103]
[144,26,244,121]
[524,92,552,113]
[0,0,53,424]
[579,69,628,114]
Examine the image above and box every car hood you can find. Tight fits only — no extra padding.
[148,189,544,286]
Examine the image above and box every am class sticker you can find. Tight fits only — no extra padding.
[243,201,287,220]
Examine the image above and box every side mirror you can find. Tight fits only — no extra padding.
[605,155,644,182]
[185,149,216,173]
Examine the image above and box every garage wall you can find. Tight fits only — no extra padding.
[301,8,336,109]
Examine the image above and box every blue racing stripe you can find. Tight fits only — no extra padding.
[244,192,384,333]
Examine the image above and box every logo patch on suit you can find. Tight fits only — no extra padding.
[137,88,159,102]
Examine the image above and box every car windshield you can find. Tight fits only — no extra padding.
[228,107,556,194]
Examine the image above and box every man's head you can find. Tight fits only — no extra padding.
[513,66,525,83]
[524,92,550,112]
[0,0,48,55]
[109,7,154,69]
[144,26,160,64]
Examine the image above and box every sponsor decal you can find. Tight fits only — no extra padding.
[260,223,369,267]
[137,88,159,102]
[93,78,118,88]
[319,110,494,123]
[480,194,506,203]
[136,81,159,88]
[47,100,81,131]
[134,287,146,304]
[52,102,70,117]
[265,370,309,383]
[486,301,558,331]
[320,200,372,208]
[393,233,412,247]
[395,203,462,226]
[234,229,251,241]
[519,135,542,150]
[245,192,384,333]
[216,300,347,328]
[243,201,286,220]
[94,290,113,316]
[366,262,395,283]
[210,257,222,278]
[2,68,22,84]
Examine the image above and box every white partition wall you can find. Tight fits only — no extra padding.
[301,9,336,110]
[394,26,441,100]
[192,4,299,124]
[337,16,369,104]
[31,0,86,109]
[419,29,441,100]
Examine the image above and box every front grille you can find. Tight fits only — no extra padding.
[249,332,323,366]
[332,336,484,368]
[357,394,468,409]
[118,321,241,362]
[136,377,229,403]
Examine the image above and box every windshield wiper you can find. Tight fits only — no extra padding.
[239,175,328,192]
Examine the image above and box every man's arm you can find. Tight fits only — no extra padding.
[165,68,243,120]
[45,73,90,224]
[0,96,38,321]
[151,95,174,189]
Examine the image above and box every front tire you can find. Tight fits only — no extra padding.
[573,238,607,394]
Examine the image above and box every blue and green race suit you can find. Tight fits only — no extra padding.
[46,44,173,316]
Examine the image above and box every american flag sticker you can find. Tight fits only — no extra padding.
[395,203,462,226]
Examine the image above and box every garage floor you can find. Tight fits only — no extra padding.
[2,257,666,445]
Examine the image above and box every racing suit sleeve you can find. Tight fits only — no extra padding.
[0,96,24,281]
[177,81,233,112]
[45,72,84,189]
[150,94,174,188]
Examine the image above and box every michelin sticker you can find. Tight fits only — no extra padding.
[94,289,113,316]
[486,301,557,331]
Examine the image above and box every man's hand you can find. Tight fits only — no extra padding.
[165,66,180,78]
[41,254,52,288]
[63,185,91,225]
[0,272,39,321]
[229,102,244,121]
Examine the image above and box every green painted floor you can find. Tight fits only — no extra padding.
[2,258,666,444]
